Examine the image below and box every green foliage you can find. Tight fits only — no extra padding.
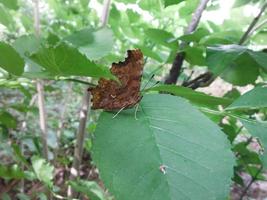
[69,180,108,200]
[0,5,15,29]
[0,164,26,179]
[0,0,267,199]
[240,119,267,167]
[92,94,235,200]
[0,111,17,128]
[0,42,25,76]
[31,156,54,187]
[0,0,18,10]
[207,45,267,85]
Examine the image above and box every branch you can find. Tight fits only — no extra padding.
[164,0,210,84]
[239,2,267,45]
[33,0,49,160]
[100,0,111,27]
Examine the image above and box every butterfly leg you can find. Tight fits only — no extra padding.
[134,103,140,120]
[112,107,126,119]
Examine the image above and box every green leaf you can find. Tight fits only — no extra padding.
[148,85,233,108]
[184,46,206,66]
[92,94,234,200]
[65,28,114,60]
[0,0,18,10]
[69,180,107,200]
[164,0,185,7]
[31,156,54,186]
[29,42,113,79]
[0,111,17,128]
[13,35,40,56]
[145,28,178,50]
[16,193,31,200]
[206,45,267,85]
[0,42,25,76]
[136,45,163,62]
[12,35,57,78]
[226,85,267,110]
[0,164,26,179]
[240,119,267,166]
[220,52,260,86]
[206,45,246,75]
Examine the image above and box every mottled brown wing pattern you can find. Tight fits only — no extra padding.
[88,49,144,111]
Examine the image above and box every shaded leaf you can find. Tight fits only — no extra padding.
[206,45,267,85]
[0,42,25,76]
[0,111,17,128]
[65,28,114,60]
[164,0,185,7]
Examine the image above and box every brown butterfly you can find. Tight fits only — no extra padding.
[88,49,144,111]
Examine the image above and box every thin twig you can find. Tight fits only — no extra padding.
[164,0,210,84]
[248,19,267,38]
[239,2,267,45]
[33,0,49,160]
[239,166,263,200]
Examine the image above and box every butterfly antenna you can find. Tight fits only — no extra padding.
[141,74,155,92]
[112,107,126,119]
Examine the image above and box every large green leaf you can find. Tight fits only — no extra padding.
[0,42,25,76]
[92,94,234,200]
[29,42,113,78]
[65,28,114,60]
[226,85,267,110]
[0,0,18,10]
[206,45,267,85]
[148,85,233,108]
[145,28,178,50]
[240,119,267,167]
